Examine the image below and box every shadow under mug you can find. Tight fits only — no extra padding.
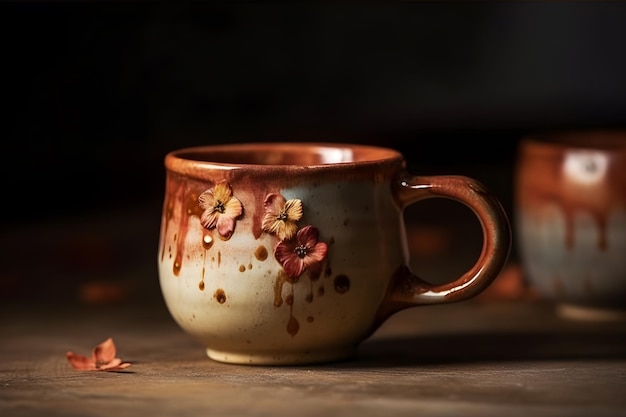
[158,142,511,365]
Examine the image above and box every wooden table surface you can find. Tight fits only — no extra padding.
[2,298,626,417]
[1,203,626,417]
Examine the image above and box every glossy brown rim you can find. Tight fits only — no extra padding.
[521,130,626,154]
[165,142,404,170]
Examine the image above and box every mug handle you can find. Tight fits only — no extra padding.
[382,174,512,314]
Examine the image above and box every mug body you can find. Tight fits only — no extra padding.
[515,131,626,320]
[158,143,407,364]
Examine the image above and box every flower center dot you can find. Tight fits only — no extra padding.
[215,201,226,213]
[295,245,308,258]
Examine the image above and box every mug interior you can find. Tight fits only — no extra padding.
[170,142,402,166]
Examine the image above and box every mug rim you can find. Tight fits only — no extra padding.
[165,142,404,171]
[521,129,626,154]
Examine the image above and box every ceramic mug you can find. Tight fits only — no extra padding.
[158,142,511,365]
[515,131,626,321]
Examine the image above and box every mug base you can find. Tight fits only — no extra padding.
[206,345,357,366]
[556,303,626,322]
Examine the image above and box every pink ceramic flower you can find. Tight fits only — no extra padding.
[274,225,328,280]
[198,181,243,239]
[66,338,132,371]
[262,193,303,241]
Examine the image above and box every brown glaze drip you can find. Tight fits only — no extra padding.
[306,278,315,302]
[287,315,300,337]
[199,252,206,291]
[173,254,182,276]
[160,199,174,261]
[333,274,351,294]
[272,263,335,336]
[286,285,299,337]
[322,237,334,278]
[158,175,220,278]
[160,175,194,276]
[174,190,206,276]
[250,186,269,240]
[273,271,288,307]
[254,245,268,261]
[308,268,321,282]
[186,191,204,217]
[517,137,626,251]
[560,203,609,250]
[214,288,226,304]
[285,293,294,306]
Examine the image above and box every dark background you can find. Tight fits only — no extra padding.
[2,1,626,304]
[4,1,626,224]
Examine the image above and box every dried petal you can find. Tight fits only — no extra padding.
[94,337,116,364]
[66,352,97,370]
[66,338,132,372]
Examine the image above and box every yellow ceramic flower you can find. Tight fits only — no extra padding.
[198,181,243,239]
[262,193,303,241]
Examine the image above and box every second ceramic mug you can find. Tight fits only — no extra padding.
[158,142,511,365]
[515,131,626,320]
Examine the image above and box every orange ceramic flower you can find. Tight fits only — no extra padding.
[66,338,132,371]
[274,225,328,280]
[262,193,303,240]
[198,181,243,239]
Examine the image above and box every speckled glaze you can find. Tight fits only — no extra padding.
[158,142,511,364]
[515,131,626,320]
